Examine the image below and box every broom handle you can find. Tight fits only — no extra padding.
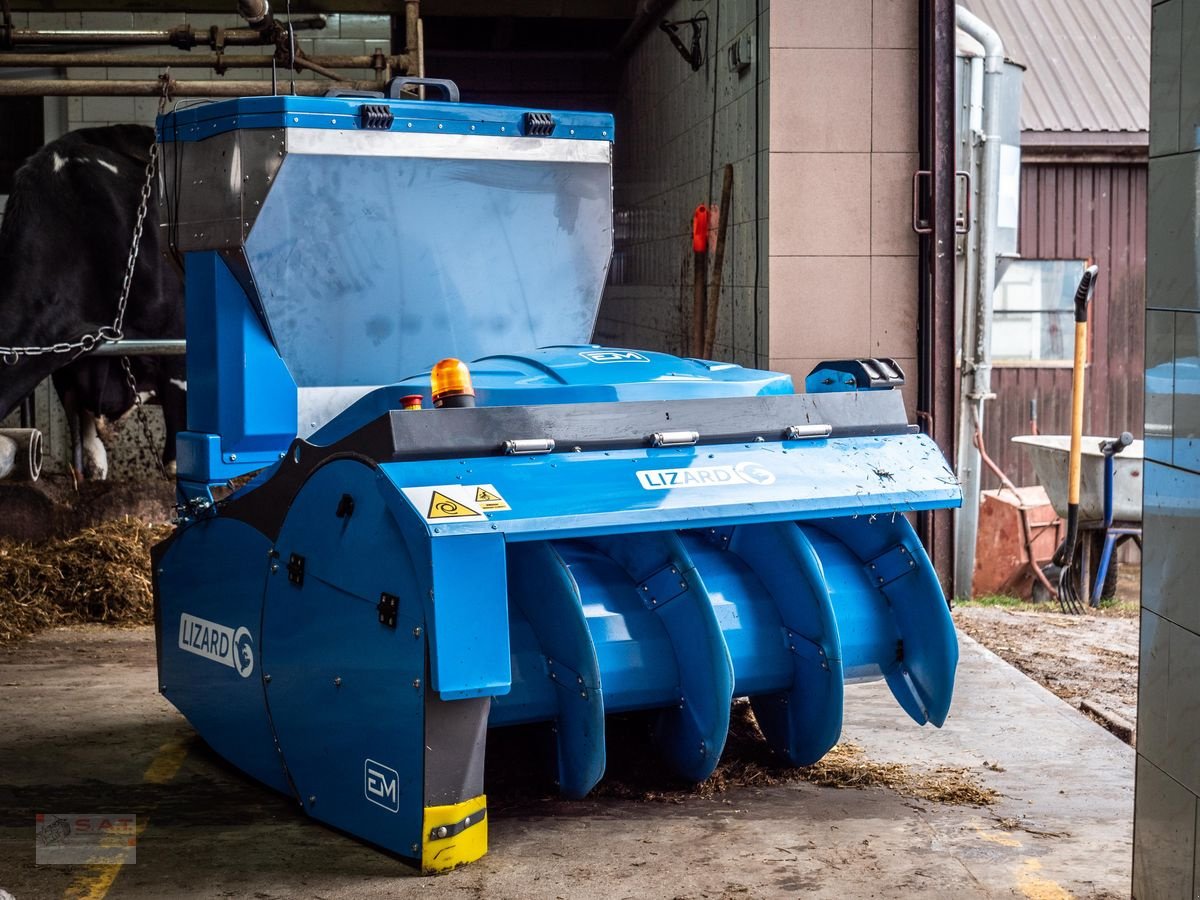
[1067,319,1087,506]
[1067,265,1099,509]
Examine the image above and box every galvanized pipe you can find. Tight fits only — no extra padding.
[89,339,186,356]
[6,18,325,47]
[0,78,385,96]
[0,51,401,69]
[953,4,1005,597]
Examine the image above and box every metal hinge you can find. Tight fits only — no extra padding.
[287,553,305,586]
[377,592,399,629]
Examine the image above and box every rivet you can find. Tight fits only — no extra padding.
[264,674,271,683]
[413,626,422,638]
[270,563,279,573]
[579,691,586,699]
[411,843,419,854]
[464,816,471,825]
[413,679,421,689]
[308,795,316,804]
[229,453,237,462]
[334,677,342,687]
[160,684,167,691]
[436,826,448,838]
[437,123,444,129]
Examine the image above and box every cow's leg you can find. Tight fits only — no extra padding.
[64,390,84,481]
[79,409,109,480]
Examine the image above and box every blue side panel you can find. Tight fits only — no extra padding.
[156,517,288,794]
[182,251,296,481]
[261,460,426,858]
[427,534,512,701]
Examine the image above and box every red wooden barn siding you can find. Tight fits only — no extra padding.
[984,160,1147,489]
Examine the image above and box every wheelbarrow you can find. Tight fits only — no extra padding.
[1012,433,1143,605]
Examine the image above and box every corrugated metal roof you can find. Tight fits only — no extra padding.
[961,0,1149,138]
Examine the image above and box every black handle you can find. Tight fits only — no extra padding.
[1073,264,1099,323]
[386,77,461,103]
[1100,431,1134,457]
[324,89,385,98]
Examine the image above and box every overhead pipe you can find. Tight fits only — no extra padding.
[0,51,401,71]
[3,18,326,48]
[952,4,1004,597]
[0,78,386,96]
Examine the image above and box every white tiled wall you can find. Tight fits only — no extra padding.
[599,0,921,396]
[597,0,769,368]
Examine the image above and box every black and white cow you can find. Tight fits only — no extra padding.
[0,124,186,479]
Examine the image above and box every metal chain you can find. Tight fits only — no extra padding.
[0,76,167,366]
[116,77,172,478]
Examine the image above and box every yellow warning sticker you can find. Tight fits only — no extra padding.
[401,484,510,524]
[474,486,510,511]
[427,491,477,520]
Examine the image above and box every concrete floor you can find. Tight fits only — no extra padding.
[0,627,1132,899]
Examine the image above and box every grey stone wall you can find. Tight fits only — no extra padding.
[1136,1,1200,896]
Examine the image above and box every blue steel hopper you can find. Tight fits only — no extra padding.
[152,83,962,874]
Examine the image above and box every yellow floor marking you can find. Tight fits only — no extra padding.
[1018,858,1073,900]
[142,738,190,785]
[61,821,147,900]
[62,738,190,899]
[971,822,1022,848]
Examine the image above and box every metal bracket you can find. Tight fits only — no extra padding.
[377,592,399,629]
[912,170,971,235]
[286,553,305,586]
[637,563,689,609]
[863,544,918,589]
[659,13,707,71]
[785,629,831,671]
[428,806,486,841]
[545,657,590,700]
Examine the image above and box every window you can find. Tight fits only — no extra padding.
[991,259,1086,363]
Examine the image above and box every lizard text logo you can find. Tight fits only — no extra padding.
[178,613,254,678]
[636,461,776,490]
